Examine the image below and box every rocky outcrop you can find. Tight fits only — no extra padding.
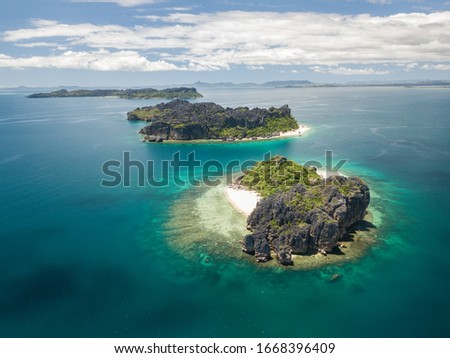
[128,100,299,141]
[140,121,210,141]
[242,175,370,265]
[241,231,271,262]
[143,135,163,143]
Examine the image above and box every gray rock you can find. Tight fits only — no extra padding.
[244,176,370,264]
[145,135,157,142]
[254,236,271,262]
[275,246,293,266]
[242,232,271,262]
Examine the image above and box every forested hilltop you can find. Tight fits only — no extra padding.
[27,87,203,99]
[128,99,300,142]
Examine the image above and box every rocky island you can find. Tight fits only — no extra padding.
[127,99,305,142]
[230,156,370,265]
[27,87,203,99]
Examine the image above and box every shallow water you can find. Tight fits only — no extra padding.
[0,87,449,337]
[168,181,379,271]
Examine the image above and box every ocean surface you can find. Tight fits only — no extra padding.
[0,87,449,337]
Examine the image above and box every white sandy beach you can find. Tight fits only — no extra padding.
[316,168,347,179]
[242,125,310,141]
[224,186,260,217]
[226,125,310,142]
[278,125,310,138]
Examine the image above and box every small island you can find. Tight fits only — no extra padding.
[128,99,307,142]
[226,156,370,266]
[27,87,203,99]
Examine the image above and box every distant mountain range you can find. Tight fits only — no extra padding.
[2,80,450,92]
[190,80,315,88]
[190,80,450,88]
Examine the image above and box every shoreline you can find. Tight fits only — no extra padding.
[224,167,339,218]
[224,186,261,217]
[222,183,377,270]
[168,182,378,271]
[142,125,311,144]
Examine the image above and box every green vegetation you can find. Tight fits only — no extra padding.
[218,116,299,138]
[239,155,321,197]
[27,87,203,99]
[265,116,299,133]
[330,178,355,196]
[286,186,328,215]
[218,127,247,139]
[128,107,164,121]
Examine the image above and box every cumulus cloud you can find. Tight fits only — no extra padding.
[421,63,450,71]
[367,0,392,4]
[165,6,197,11]
[72,0,164,7]
[0,49,182,71]
[247,65,264,70]
[15,42,61,48]
[2,11,450,72]
[397,62,419,71]
[396,62,450,71]
[311,66,390,75]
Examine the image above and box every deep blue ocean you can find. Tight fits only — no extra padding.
[0,87,449,337]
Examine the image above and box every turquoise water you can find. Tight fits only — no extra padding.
[0,87,449,337]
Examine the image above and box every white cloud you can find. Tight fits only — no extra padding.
[406,63,418,71]
[0,50,182,71]
[396,62,419,72]
[247,65,264,70]
[165,6,197,11]
[2,11,450,72]
[15,42,61,48]
[72,0,164,7]
[311,66,390,75]
[396,62,450,71]
[367,0,392,4]
[421,63,450,71]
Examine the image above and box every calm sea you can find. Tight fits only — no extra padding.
[0,87,449,337]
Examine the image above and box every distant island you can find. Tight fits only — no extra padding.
[190,79,450,88]
[128,99,308,142]
[27,87,203,99]
[226,156,370,266]
[5,79,449,94]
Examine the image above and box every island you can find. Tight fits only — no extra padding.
[227,156,370,266]
[128,99,307,142]
[27,87,203,99]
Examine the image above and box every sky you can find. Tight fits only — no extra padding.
[0,0,450,87]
